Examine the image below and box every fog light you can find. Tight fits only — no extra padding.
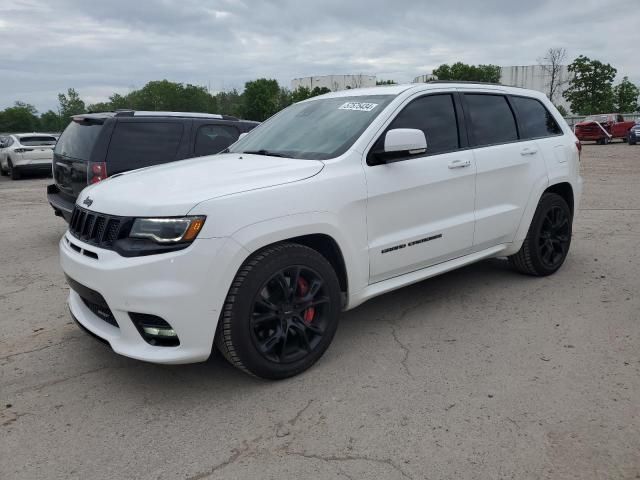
[142,326,177,337]
[129,312,180,347]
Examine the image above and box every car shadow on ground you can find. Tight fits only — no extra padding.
[64,256,535,397]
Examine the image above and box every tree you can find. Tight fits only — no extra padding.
[215,89,243,117]
[432,62,501,83]
[310,86,331,97]
[555,104,569,117]
[242,78,282,121]
[58,88,86,120]
[538,47,569,104]
[376,79,397,85]
[563,56,617,115]
[40,110,62,132]
[0,102,39,132]
[291,86,312,103]
[613,77,639,113]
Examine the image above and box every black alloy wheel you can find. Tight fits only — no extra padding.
[537,205,571,270]
[250,265,330,364]
[216,243,341,379]
[509,192,573,276]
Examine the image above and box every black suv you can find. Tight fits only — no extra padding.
[47,111,258,222]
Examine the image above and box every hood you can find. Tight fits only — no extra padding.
[77,153,324,217]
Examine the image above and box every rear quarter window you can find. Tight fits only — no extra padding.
[511,96,562,139]
[105,122,184,171]
[194,124,239,156]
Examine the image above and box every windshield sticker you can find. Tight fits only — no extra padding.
[339,102,378,112]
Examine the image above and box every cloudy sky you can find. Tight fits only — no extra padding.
[1,0,639,112]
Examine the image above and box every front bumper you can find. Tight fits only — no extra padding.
[60,231,246,364]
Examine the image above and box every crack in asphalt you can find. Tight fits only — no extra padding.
[285,451,414,479]
[288,399,313,426]
[0,284,31,300]
[13,364,135,395]
[387,321,414,380]
[381,298,435,381]
[0,336,83,364]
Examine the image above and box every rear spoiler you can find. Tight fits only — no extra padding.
[71,115,109,125]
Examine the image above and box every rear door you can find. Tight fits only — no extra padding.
[364,92,476,282]
[104,120,185,174]
[462,92,547,249]
[53,119,106,201]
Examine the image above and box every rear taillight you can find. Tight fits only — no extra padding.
[575,141,582,160]
[14,148,33,153]
[87,161,107,184]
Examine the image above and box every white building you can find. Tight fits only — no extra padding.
[413,65,574,113]
[291,74,377,92]
[412,74,438,83]
[500,65,573,112]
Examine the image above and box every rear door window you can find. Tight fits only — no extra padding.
[511,96,562,138]
[106,122,184,171]
[194,124,239,156]
[464,94,518,147]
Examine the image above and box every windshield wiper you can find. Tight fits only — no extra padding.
[242,149,286,158]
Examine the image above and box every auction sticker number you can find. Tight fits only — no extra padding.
[339,102,378,112]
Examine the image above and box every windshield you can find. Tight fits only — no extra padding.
[228,95,395,160]
[19,136,57,146]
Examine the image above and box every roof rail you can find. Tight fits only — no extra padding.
[131,111,238,120]
[425,80,532,90]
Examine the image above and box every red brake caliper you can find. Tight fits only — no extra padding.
[297,276,315,324]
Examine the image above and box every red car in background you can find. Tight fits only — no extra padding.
[574,114,635,144]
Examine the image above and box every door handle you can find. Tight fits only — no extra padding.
[448,159,471,169]
[520,147,538,156]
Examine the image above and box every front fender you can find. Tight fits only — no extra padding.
[230,212,369,304]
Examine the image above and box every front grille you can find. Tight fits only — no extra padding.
[69,206,130,249]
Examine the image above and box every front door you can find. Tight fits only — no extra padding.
[364,92,476,283]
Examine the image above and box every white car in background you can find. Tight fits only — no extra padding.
[0,133,57,179]
[60,83,582,379]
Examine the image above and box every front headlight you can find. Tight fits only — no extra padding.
[129,216,206,244]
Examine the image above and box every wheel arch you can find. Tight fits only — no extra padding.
[508,179,576,256]
[545,182,574,216]
[230,215,366,303]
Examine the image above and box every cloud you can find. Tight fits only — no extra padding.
[0,0,638,112]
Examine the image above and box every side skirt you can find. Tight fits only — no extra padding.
[347,244,509,309]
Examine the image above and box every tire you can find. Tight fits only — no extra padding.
[0,164,7,176]
[8,160,21,180]
[602,136,610,145]
[509,193,572,276]
[629,136,636,145]
[215,243,342,379]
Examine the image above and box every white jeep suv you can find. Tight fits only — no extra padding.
[60,83,582,379]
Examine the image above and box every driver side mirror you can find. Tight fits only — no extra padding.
[384,128,427,154]
[370,128,427,165]
[238,132,248,140]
